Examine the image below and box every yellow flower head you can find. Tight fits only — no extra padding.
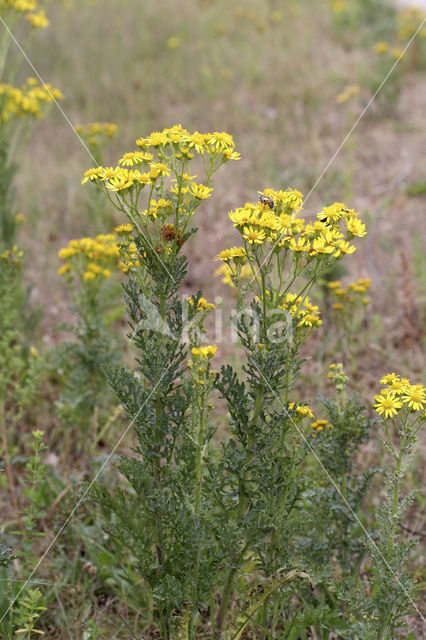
[373,390,402,418]
[374,42,389,54]
[115,223,133,235]
[191,183,213,200]
[401,385,425,412]
[243,226,266,245]
[191,345,217,359]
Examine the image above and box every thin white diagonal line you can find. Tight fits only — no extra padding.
[248,16,426,288]
[303,18,426,205]
[0,17,180,621]
[249,357,425,623]
[0,16,175,283]
[0,363,173,623]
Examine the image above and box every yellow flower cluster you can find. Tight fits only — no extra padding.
[75,122,117,148]
[188,296,215,311]
[25,8,48,27]
[1,0,41,17]
[289,402,315,419]
[81,125,240,193]
[329,0,347,15]
[280,293,322,329]
[328,363,349,388]
[191,345,217,359]
[58,234,120,282]
[374,373,425,418]
[372,40,405,61]
[328,277,371,311]
[216,192,365,262]
[214,262,253,288]
[0,244,24,267]
[397,7,426,41]
[232,5,284,32]
[374,41,389,54]
[310,419,333,438]
[0,0,50,27]
[0,78,63,123]
[336,83,361,104]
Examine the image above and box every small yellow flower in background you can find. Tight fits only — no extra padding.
[391,47,404,60]
[57,264,71,276]
[397,7,426,41]
[336,84,361,104]
[76,122,117,148]
[327,281,341,290]
[15,212,25,224]
[58,233,121,283]
[374,41,389,54]
[270,10,282,23]
[167,36,181,48]
[30,346,38,358]
[330,0,347,14]
[311,419,333,436]
[26,10,49,28]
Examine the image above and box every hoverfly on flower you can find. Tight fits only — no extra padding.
[259,193,274,210]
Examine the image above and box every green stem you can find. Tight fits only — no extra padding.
[215,385,264,638]
[215,542,251,640]
[190,394,206,636]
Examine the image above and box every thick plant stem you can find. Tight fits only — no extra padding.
[215,542,250,640]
